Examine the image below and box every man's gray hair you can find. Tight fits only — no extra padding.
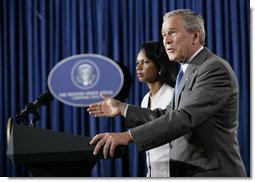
[163,9,205,45]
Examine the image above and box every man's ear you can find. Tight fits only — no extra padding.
[193,29,201,44]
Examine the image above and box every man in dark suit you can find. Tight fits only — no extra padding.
[88,9,246,177]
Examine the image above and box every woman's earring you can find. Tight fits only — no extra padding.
[159,71,161,75]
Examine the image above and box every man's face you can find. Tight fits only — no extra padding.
[161,15,194,63]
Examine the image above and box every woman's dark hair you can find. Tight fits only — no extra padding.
[140,41,176,87]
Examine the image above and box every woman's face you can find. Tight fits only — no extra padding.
[136,50,159,83]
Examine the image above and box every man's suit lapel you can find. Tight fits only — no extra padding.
[174,48,210,109]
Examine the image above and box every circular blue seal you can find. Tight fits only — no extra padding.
[47,54,124,107]
[71,60,100,90]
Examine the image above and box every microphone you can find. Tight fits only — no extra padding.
[16,91,54,120]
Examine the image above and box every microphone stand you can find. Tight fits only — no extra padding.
[16,102,41,127]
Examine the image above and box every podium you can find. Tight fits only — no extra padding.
[6,119,126,177]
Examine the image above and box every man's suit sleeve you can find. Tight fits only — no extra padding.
[125,105,170,128]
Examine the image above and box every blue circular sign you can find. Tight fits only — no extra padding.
[47,54,124,107]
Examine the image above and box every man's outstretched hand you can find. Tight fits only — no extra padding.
[87,93,127,117]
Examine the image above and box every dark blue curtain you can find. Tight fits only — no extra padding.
[0,0,250,177]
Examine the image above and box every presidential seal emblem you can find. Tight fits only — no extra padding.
[71,61,100,89]
[47,54,124,107]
